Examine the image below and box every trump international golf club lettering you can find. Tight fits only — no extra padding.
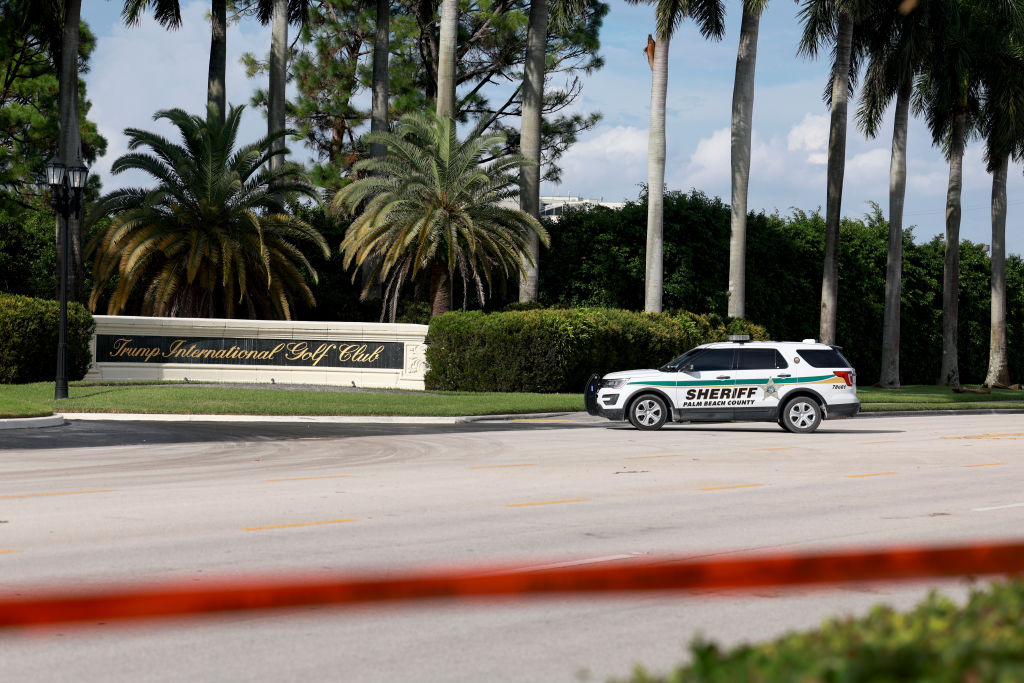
[97,335,403,369]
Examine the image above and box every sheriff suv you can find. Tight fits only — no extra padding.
[584,337,859,433]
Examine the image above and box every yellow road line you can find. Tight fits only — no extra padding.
[2,489,115,499]
[245,519,356,531]
[846,472,897,478]
[627,454,683,460]
[942,433,1024,440]
[506,498,587,508]
[470,464,536,469]
[964,462,1005,468]
[0,550,19,554]
[697,484,763,491]
[265,475,353,482]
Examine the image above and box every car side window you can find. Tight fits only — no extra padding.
[736,349,788,370]
[689,349,735,371]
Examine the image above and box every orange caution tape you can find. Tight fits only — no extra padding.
[3,539,1024,628]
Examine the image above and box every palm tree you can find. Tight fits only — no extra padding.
[333,112,550,321]
[913,0,1024,386]
[979,27,1024,387]
[122,0,227,124]
[87,104,328,319]
[727,0,769,320]
[627,0,726,313]
[855,0,933,387]
[798,0,864,345]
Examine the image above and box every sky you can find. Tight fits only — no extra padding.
[80,0,1024,257]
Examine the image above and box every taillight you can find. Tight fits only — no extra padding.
[834,370,854,386]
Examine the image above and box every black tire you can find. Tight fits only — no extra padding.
[780,396,822,433]
[628,394,668,431]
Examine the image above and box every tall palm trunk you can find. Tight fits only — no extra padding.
[727,2,760,319]
[985,152,1010,387]
[879,77,911,388]
[518,0,547,303]
[208,0,227,124]
[57,0,83,303]
[364,0,391,300]
[940,108,966,387]
[371,0,390,158]
[436,0,458,117]
[268,0,288,172]
[645,29,668,313]
[818,9,853,345]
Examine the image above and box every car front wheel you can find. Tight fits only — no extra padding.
[628,394,668,431]
[780,396,822,433]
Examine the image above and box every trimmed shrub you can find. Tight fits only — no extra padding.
[0,293,95,384]
[424,308,768,393]
[615,578,1024,682]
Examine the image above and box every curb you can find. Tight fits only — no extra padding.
[63,413,465,424]
[0,414,65,430]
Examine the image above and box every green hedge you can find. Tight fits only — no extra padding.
[424,308,767,393]
[616,578,1024,682]
[0,293,95,384]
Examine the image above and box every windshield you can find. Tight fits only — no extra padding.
[658,347,702,372]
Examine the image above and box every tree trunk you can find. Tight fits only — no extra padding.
[727,2,760,320]
[818,10,853,345]
[365,0,391,300]
[208,0,227,124]
[371,0,391,157]
[56,0,83,304]
[436,0,458,117]
[985,152,1010,387]
[268,0,288,172]
[430,261,452,317]
[879,77,910,388]
[644,29,668,314]
[940,108,966,388]
[518,0,547,303]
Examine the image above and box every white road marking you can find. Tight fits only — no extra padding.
[973,502,1024,512]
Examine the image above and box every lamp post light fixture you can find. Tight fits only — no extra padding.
[45,155,89,400]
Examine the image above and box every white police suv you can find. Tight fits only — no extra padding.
[584,337,859,433]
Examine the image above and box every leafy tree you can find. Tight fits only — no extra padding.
[87,105,328,319]
[333,112,549,320]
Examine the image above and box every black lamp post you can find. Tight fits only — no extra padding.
[45,155,89,400]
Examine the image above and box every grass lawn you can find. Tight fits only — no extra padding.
[1,382,1022,420]
[0,382,584,418]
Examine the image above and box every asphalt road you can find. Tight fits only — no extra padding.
[2,413,1023,682]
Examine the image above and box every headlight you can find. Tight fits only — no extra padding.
[602,378,628,389]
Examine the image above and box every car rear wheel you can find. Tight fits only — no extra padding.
[780,396,822,433]
[628,394,668,431]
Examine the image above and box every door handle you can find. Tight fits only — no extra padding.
[716,375,731,379]
[776,374,792,378]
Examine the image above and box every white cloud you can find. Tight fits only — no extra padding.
[845,148,890,186]
[543,125,648,200]
[787,113,829,155]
